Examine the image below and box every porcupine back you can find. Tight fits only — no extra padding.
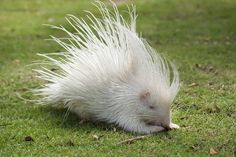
[34,1,179,123]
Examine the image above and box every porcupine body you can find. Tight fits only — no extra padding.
[35,1,180,134]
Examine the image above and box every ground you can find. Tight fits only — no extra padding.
[0,0,235,156]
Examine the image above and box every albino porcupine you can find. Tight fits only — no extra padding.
[34,1,180,134]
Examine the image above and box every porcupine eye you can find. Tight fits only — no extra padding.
[149,105,155,110]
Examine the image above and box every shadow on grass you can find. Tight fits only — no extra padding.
[38,106,118,133]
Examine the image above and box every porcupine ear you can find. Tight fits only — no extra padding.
[140,91,151,102]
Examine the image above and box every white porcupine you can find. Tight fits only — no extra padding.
[34,1,180,134]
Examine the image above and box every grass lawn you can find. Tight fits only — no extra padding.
[0,0,235,156]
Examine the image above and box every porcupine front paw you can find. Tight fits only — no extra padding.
[125,122,165,134]
[141,125,166,134]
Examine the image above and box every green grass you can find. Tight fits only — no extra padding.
[0,0,235,156]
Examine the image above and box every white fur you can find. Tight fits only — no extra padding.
[34,1,180,134]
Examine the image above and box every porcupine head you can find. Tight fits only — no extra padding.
[34,1,180,134]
